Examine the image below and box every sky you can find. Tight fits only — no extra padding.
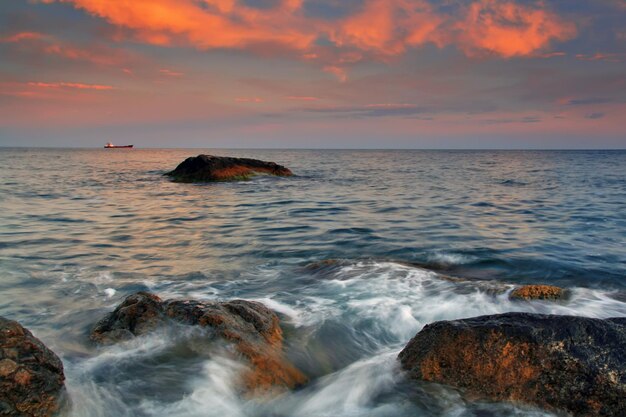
[0,0,625,148]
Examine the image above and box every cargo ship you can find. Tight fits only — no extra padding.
[104,142,133,149]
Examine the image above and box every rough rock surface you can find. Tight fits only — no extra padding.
[166,154,293,182]
[509,284,566,301]
[398,312,626,416]
[0,317,66,417]
[304,259,344,271]
[91,292,306,391]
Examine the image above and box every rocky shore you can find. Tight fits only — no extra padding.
[2,285,625,416]
[166,154,293,182]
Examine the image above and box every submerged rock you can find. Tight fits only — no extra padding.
[91,292,306,391]
[398,312,626,417]
[509,284,566,301]
[166,154,293,182]
[303,259,344,271]
[0,317,66,417]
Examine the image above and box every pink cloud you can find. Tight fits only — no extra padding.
[0,32,46,43]
[27,82,115,90]
[1,30,137,67]
[575,53,623,62]
[159,69,184,77]
[365,103,417,109]
[323,66,348,82]
[285,96,320,101]
[235,97,264,103]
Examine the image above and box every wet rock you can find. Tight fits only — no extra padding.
[398,312,626,417]
[91,292,306,392]
[509,284,566,301]
[166,154,293,182]
[0,317,66,417]
[303,259,344,271]
[90,292,164,344]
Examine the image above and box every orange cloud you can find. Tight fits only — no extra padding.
[46,0,315,51]
[28,82,114,90]
[0,81,115,102]
[457,0,576,58]
[328,0,443,56]
[0,32,46,43]
[1,30,134,67]
[42,43,126,66]
[43,0,577,69]
[159,69,183,77]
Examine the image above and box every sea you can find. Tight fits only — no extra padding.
[1,148,625,417]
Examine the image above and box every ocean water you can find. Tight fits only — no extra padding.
[1,148,625,417]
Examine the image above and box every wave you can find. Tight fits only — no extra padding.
[425,252,478,266]
[499,179,528,186]
[44,260,626,417]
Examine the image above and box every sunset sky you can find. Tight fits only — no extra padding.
[1,0,625,148]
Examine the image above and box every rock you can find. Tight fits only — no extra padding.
[90,292,164,343]
[0,317,66,417]
[91,292,306,392]
[398,312,626,417]
[304,259,344,270]
[509,284,566,301]
[166,154,293,182]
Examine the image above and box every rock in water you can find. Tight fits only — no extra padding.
[509,284,566,301]
[91,292,306,392]
[398,313,626,417]
[166,154,293,182]
[0,317,66,417]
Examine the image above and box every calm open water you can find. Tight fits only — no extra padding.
[1,148,625,417]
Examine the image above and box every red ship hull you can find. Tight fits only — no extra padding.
[104,145,134,148]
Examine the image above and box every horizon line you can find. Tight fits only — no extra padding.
[1,146,626,151]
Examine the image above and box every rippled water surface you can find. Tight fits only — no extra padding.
[1,148,625,417]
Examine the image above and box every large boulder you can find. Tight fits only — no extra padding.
[398,313,626,417]
[166,154,293,182]
[0,317,66,417]
[91,292,306,391]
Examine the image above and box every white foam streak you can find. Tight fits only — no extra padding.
[261,261,626,347]
[254,297,302,323]
[65,381,134,417]
[427,252,477,265]
[139,357,246,417]
[291,352,400,416]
